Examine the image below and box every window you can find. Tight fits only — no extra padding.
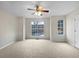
[57,20,64,35]
[31,21,44,36]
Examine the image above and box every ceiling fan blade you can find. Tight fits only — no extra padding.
[27,8,35,11]
[42,10,49,12]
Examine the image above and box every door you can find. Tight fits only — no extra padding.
[74,16,79,48]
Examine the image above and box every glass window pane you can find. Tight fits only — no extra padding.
[58,20,64,35]
[31,21,44,36]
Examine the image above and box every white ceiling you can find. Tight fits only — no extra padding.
[0,1,79,18]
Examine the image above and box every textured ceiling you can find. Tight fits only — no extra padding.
[0,1,79,18]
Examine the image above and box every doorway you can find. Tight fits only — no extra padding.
[74,15,79,48]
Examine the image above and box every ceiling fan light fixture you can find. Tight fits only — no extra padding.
[34,11,42,16]
[38,6,44,11]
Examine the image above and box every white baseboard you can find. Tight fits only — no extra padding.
[0,41,15,50]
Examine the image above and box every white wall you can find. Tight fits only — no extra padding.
[50,16,66,42]
[25,18,50,40]
[66,9,79,47]
[0,9,18,48]
[17,17,23,41]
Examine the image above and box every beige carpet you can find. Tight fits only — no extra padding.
[0,39,79,58]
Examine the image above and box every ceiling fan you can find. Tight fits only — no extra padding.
[27,4,49,16]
